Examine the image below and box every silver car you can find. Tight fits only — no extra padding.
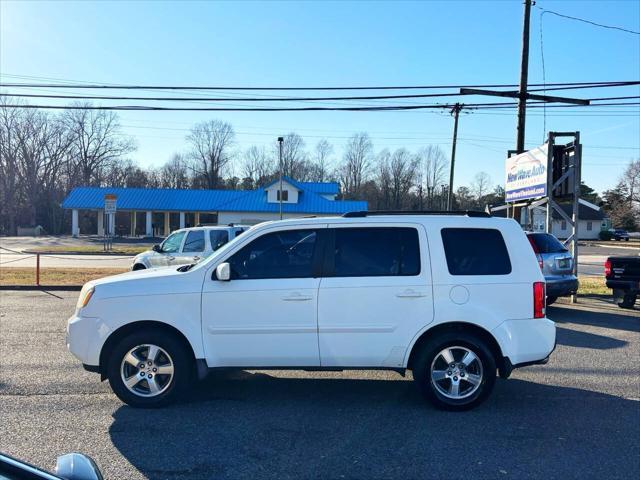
[527,232,579,305]
[131,225,247,270]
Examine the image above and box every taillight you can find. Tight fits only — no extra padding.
[604,259,612,277]
[533,282,545,318]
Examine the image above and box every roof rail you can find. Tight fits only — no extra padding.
[342,210,492,218]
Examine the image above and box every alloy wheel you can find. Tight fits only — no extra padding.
[430,346,483,400]
[120,344,174,397]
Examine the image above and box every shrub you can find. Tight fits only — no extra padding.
[599,230,613,241]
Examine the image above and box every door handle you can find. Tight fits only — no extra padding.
[193,256,201,262]
[282,292,313,301]
[396,289,427,298]
[166,256,175,261]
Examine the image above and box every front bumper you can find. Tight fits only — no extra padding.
[66,313,111,368]
[545,277,579,297]
[492,317,556,369]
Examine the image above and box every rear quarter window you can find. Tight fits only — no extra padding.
[441,228,512,275]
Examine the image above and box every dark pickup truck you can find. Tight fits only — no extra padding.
[605,256,640,309]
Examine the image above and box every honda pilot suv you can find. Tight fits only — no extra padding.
[67,212,556,411]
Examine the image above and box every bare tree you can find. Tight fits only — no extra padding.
[242,145,274,187]
[63,103,135,186]
[187,120,235,189]
[471,171,492,203]
[160,153,190,189]
[311,139,334,182]
[622,159,640,205]
[0,99,23,233]
[377,149,419,209]
[275,133,309,180]
[338,132,373,198]
[418,145,449,208]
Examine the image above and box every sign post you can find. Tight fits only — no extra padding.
[104,194,117,251]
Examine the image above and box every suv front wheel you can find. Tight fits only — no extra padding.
[412,332,496,411]
[106,331,192,407]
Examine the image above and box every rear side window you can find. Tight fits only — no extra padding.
[441,228,511,275]
[209,230,230,251]
[332,227,420,277]
[529,233,567,254]
[183,230,205,252]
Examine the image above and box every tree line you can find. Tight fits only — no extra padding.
[5,100,635,236]
[0,100,507,235]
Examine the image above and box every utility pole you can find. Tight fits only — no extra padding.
[447,103,462,210]
[516,0,533,153]
[278,136,284,220]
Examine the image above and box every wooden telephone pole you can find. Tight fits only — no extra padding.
[516,0,533,153]
[447,103,463,210]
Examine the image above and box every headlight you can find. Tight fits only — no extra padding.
[76,285,95,309]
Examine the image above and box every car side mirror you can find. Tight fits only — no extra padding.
[215,262,231,281]
[56,453,104,480]
[152,244,162,252]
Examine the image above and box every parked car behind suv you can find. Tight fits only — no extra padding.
[131,225,247,270]
[68,212,555,411]
[610,229,630,241]
[527,232,578,305]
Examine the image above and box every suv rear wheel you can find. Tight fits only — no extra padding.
[106,331,192,407]
[412,332,496,411]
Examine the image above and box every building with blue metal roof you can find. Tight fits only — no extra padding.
[62,177,367,237]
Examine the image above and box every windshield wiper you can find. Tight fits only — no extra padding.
[177,263,196,272]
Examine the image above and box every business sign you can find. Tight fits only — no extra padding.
[104,194,117,214]
[505,144,548,202]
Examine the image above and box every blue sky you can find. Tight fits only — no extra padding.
[1,0,639,194]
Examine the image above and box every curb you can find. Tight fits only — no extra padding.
[0,285,82,291]
[22,250,138,256]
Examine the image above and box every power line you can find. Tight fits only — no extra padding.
[535,5,640,35]
[3,86,638,104]
[0,80,636,91]
[0,92,467,102]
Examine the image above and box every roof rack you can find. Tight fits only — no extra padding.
[342,210,492,218]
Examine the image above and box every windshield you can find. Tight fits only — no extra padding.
[529,233,567,254]
[160,231,186,253]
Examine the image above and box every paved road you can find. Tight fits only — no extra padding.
[0,292,638,479]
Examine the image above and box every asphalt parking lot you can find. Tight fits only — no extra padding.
[0,291,638,480]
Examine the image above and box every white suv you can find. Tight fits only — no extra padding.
[131,225,247,270]
[67,212,555,410]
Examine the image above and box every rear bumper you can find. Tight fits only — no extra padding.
[545,277,579,297]
[492,317,556,368]
[606,279,639,293]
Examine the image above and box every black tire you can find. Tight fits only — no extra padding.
[132,263,146,271]
[618,294,637,309]
[106,330,192,408]
[412,332,496,411]
[546,296,558,306]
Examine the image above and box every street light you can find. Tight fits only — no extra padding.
[278,136,284,220]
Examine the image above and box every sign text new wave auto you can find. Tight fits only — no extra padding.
[505,144,548,202]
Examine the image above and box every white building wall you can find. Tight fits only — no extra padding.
[531,209,605,240]
[217,211,337,225]
[552,220,606,240]
[265,181,299,203]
